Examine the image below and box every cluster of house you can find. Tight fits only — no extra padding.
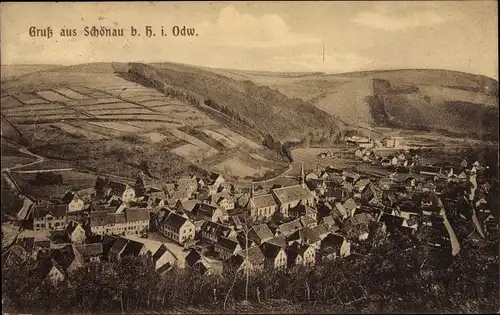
[4,156,497,281]
[345,136,406,149]
[353,148,420,169]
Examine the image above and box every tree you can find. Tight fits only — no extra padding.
[134,173,146,197]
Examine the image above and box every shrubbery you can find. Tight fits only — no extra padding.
[3,236,498,314]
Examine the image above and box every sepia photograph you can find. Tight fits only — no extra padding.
[1,1,498,314]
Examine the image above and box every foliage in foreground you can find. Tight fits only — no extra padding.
[2,236,498,314]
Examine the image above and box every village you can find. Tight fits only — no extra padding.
[3,135,498,287]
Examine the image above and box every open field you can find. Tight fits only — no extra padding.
[52,123,110,141]
[211,127,262,149]
[214,157,270,177]
[169,128,218,152]
[202,129,238,149]
[141,132,168,143]
[171,143,218,163]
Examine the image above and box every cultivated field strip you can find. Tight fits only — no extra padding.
[3,104,66,113]
[68,121,125,138]
[53,88,89,100]
[117,91,166,97]
[169,128,218,153]
[88,121,144,133]
[1,96,27,108]
[9,114,79,124]
[75,102,142,111]
[36,90,73,103]
[91,114,184,123]
[140,100,180,107]
[52,123,110,141]
[211,127,261,149]
[88,108,155,116]
[66,98,123,106]
[121,120,183,130]
[68,86,99,96]
[202,129,238,148]
[15,93,50,104]
[120,95,174,103]
[4,108,76,118]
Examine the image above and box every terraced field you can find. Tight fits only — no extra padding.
[1,65,286,179]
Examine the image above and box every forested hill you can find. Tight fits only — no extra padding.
[127,62,345,143]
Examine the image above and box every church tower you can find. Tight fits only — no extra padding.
[300,162,306,188]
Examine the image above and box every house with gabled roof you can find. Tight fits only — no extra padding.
[35,259,66,284]
[193,202,229,223]
[260,242,287,270]
[343,198,358,217]
[214,237,242,260]
[247,193,279,220]
[89,208,150,236]
[342,213,375,241]
[101,180,136,203]
[290,204,318,221]
[108,238,129,262]
[157,208,195,244]
[287,242,316,268]
[271,184,315,217]
[66,221,86,244]
[61,191,85,213]
[248,223,274,244]
[299,215,317,228]
[205,191,234,211]
[319,233,351,261]
[73,243,103,263]
[32,203,68,232]
[275,219,303,238]
[229,246,265,272]
[199,220,234,244]
[51,244,82,274]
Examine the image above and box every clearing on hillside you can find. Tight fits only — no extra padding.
[214,157,270,177]
[202,129,238,149]
[171,143,217,163]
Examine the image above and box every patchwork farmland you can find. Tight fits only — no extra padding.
[1,67,286,179]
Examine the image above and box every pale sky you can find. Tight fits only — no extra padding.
[1,1,498,78]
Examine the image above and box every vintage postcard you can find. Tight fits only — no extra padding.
[1,1,498,314]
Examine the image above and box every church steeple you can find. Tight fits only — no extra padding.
[300,162,305,188]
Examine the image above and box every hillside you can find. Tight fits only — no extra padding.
[0,62,293,182]
[1,64,62,82]
[137,62,344,142]
[219,69,499,141]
